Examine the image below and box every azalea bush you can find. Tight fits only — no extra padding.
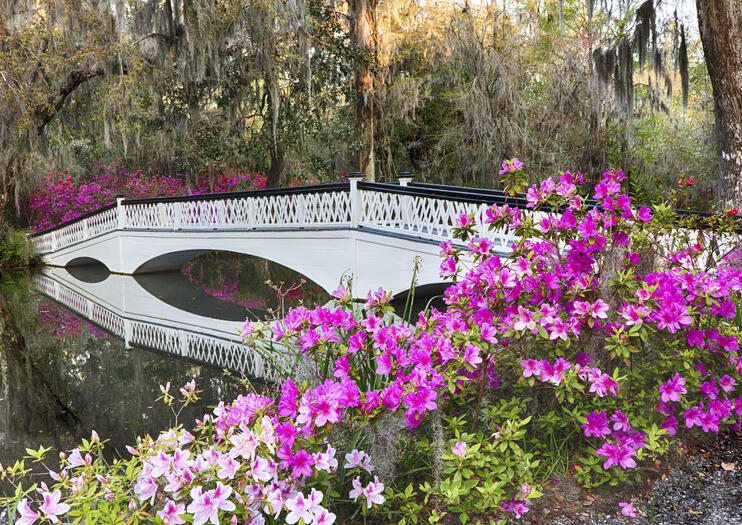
[4,162,742,524]
[28,163,267,232]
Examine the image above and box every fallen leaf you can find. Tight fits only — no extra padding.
[721,462,736,471]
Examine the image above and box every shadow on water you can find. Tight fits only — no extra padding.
[65,260,111,283]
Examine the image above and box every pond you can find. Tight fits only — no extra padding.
[0,253,332,494]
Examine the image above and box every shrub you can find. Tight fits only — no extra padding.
[0,230,33,268]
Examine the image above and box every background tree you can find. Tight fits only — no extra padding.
[696,0,742,206]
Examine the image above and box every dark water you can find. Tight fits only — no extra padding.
[0,252,331,493]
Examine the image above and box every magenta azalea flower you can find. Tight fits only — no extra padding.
[596,442,637,469]
[619,501,637,518]
[582,410,611,438]
[659,373,687,403]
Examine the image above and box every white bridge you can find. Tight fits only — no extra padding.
[35,267,281,380]
[30,176,525,298]
[30,176,738,298]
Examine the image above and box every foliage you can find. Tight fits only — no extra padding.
[2,0,721,216]
[3,161,742,524]
[0,230,33,268]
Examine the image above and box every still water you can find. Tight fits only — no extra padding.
[0,252,331,492]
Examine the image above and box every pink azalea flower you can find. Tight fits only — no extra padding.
[158,499,186,525]
[719,374,736,393]
[451,441,467,458]
[314,508,337,525]
[363,476,386,508]
[344,449,373,472]
[463,344,482,367]
[331,285,349,300]
[285,492,313,525]
[520,359,542,378]
[549,318,569,341]
[16,498,39,525]
[39,490,70,524]
[186,484,234,525]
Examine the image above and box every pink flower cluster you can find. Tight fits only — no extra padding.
[29,164,266,232]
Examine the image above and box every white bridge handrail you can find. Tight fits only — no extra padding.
[29,177,740,260]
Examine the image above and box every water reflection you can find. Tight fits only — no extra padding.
[181,251,330,319]
[0,252,329,495]
[0,271,251,495]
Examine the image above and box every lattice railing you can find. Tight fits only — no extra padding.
[30,185,353,255]
[358,189,524,250]
[29,178,739,263]
[124,190,352,230]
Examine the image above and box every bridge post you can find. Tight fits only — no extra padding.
[123,319,132,350]
[398,172,414,231]
[82,218,90,241]
[397,172,414,187]
[348,172,365,228]
[116,195,126,230]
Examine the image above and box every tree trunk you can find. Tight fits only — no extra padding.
[349,0,376,181]
[267,141,286,188]
[696,0,742,206]
[264,68,285,189]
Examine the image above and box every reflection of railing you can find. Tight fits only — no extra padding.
[35,274,280,380]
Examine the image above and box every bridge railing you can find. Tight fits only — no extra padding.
[122,183,352,230]
[30,184,353,254]
[356,181,547,250]
[29,174,741,261]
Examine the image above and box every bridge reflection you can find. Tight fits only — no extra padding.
[35,267,282,381]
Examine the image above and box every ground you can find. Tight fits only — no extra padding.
[527,432,742,525]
